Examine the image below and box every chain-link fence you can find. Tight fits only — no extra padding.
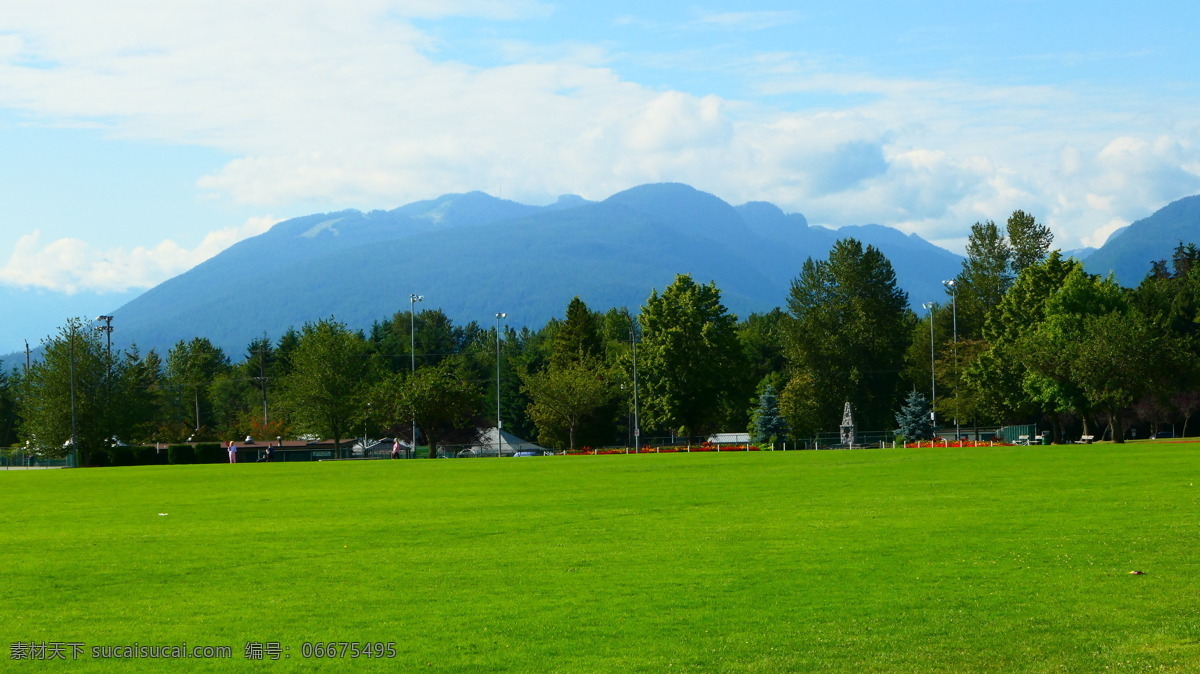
[1,449,73,469]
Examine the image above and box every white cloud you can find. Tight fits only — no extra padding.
[0,217,280,293]
[0,0,1197,266]
[688,11,805,31]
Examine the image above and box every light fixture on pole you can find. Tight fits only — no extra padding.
[921,302,936,424]
[96,315,114,447]
[68,321,79,468]
[941,280,959,442]
[630,315,640,449]
[495,312,507,458]
[409,294,423,458]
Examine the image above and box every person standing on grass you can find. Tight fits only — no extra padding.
[228,440,237,464]
[265,444,275,462]
[391,439,401,459]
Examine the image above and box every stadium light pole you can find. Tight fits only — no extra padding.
[921,302,936,424]
[68,323,79,467]
[630,315,640,450]
[495,312,507,458]
[410,293,423,459]
[96,315,114,448]
[942,280,959,442]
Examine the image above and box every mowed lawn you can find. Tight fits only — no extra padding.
[2,442,1199,672]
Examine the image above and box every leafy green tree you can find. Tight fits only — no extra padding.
[1007,210,1054,277]
[895,390,935,441]
[1019,266,1126,437]
[280,318,376,457]
[1134,243,1200,429]
[749,381,789,446]
[639,274,742,443]
[1067,312,1180,443]
[19,318,108,458]
[778,371,822,440]
[370,360,482,458]
[785,239,912,431]
[521,358,616,450]
[966,252,1078,430]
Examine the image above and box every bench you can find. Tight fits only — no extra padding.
[1075,435,1094,444]
[1017,435,1030,445]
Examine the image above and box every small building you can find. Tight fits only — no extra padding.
[707,432,750,445]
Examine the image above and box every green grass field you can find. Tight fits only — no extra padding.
[3,442,1199,671]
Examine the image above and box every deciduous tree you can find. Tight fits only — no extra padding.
[639,274,742,443]
[280,319,375,456]
[370,360,481,458]
[521,358,615,450]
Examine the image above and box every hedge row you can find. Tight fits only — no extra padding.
[81,443,231,467]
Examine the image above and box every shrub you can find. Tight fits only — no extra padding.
[194,443,226,464]
[107,445,135,467]
[83,448,111,468]
[168,444,196,465]
[131,446,162,466]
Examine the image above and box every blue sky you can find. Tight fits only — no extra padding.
[1,1,1199,352]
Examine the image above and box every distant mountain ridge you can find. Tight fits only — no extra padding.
[101,183,964,356]
[7,184,1199,365]
[1084,195,1200,284]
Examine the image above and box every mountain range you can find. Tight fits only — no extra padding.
[9,184,1200,361]
[102,183,964,356]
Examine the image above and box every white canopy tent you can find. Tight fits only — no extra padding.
[464,428,549,457]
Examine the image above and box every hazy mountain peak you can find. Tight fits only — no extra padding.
[1084,193,1200,284]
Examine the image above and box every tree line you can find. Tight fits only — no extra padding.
[3,212,1197,459]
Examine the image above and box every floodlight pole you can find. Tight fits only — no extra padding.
[942,280,960,442]
[495,313,507,458]
[921,302,936,424]
[630,315,640,449]
[410,294,423,459]
[96,315,114,448]
[68,323,78,468]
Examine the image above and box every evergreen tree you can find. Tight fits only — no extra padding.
[749,381,789,446]
[895,390,935,441]
[785,238,912,431]
[952,220,1013,340]
[164,337,230,438]
[552,297,603,366]
[0,368,18,447]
